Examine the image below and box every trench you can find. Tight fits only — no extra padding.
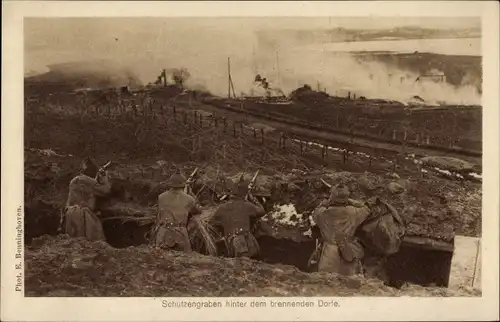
[25,203,454,289]
[99,219,453,288]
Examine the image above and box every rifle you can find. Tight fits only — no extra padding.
[307,238,322,271]
[96,161,112,183]
[245,170,260,202]
[57,208,66,234]
[184,167,199,194]
[319,178,332,189]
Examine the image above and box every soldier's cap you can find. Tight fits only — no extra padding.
[82,157,99,176]
[167,171,187,188]
[231,175,248,197]
[330,184,350,202]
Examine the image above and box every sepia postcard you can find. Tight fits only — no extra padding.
[1,1,499,321]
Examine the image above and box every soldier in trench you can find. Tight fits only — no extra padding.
[210,178,266,259]
[154,171,201,252]
[63,158,111,241]
[310,184,371,276]
[357,197,406,281]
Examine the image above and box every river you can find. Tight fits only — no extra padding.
[298,37,481,57]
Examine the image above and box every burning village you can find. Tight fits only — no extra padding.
[22,17,483,298]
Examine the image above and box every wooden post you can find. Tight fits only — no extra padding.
[173,104,176,115]
[324,145,328,157]
[240,123,243,135]
[233,122,236,137]
[342,150,347,164]
[300,141,303,155]
[392,129,397,141]
[253,128,256,139]
[402,132,407,153]
[261,128,264,145]
[426,135,430,145]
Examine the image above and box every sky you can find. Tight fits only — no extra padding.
[25,17,481,72]
[24,17,481,104]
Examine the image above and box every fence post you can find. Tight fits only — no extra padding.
[233,122,236,137]
[392,129,397,141]
[261,128,264,145]
[253,128,256,139]
[240,123,243,135]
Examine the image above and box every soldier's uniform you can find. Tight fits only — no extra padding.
[312,185,370,276]
[64,158,111,241]
[154,172,201,252]
[211,180,265,258]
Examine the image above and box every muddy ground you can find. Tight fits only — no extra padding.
[24,87,482,296]
[25,234,481,297]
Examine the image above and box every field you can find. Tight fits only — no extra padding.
[24,83,482,296]
[205,95,482,154]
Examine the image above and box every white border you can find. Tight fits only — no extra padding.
[2,1,499,321]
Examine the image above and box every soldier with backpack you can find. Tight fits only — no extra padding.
[357,197,406,280]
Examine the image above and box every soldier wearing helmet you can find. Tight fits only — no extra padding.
[310,184,370,276]
[154,170,201,252]
[210,176,265,259]
[63,157,111,241]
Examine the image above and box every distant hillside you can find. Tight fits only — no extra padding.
[256,26,481,49]
[24,60,142,91]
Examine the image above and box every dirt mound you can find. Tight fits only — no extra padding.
[289,85,330,104]
[249,171,480,242]
[25,235,480,297]
[24,145,481,245]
